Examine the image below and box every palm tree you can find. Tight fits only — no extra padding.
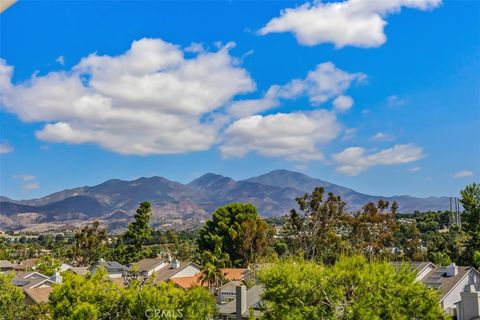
[200,245,229,294]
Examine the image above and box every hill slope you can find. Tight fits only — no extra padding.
[0,170,451,232]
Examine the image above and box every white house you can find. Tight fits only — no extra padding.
[422,263,480,316]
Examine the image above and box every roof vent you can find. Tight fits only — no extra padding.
[446,263,458,277]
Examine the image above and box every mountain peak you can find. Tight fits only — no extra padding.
[188,173,235,186]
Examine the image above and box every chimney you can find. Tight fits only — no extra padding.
[172,259,180,269]
[236,285,247,320]
[51,272,62,284]
[446,263,458,277]
[458,285,480,320]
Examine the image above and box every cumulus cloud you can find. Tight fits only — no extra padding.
[221,110,341,161]
[229,62,365,117]
[453,170,474,178]
[333,95,353,112]
[333,144,425,175]
[259,0,441,48]
[370,132,395,141]
[0,143,13,154]
[0,38,254,155]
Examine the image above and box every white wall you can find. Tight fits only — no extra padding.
[442,270,480,311]
[170,265,200,278]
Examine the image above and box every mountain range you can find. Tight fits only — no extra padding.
[0,170,451,232]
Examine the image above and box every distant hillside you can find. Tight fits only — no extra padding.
[0,170,451,232]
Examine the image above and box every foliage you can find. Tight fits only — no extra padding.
[473,251,480,269]
[460,183,480,233]
[49,267,217,320]
[73,221,108,267]
[348,200,399,260]
[259,256,447,320]
[395,222,425,261]
[200,244,229,293]
[35,254,61,276]
[0,272,25,319]
[197,203,273,267]
[284,187,350,263]
[49,268,123,319]
[114,202,154,264]
[460,183,480,266]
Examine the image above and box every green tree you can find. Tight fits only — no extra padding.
[197,203,272,267]
[460,183,480,232]
[0,272,25,319]
[115,202,154,264]
[200,245,229,293]
[35,254,61,276]
[348,200,399,260]
[259,256,446,320]
[284,187,350,263]
[49,268,123,320]
[473,251,480,269]
[73,221,108,266]
[181,286,218,320]
[460,183,480,266]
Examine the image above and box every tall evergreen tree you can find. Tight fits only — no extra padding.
[115,202,154,264]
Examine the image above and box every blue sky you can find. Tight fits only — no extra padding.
[0,0,478,200]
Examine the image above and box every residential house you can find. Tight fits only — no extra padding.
[154,260,203,288]
[218,285,264,320]
[391,261,436,281]
[393,261,480,316]
[130,258,167,277]
[0,260,18,273]
[218,280,243,303]
[422,263,480,316]
[16,258,39,271]
[90,260,128,278]
[222,268,249,282]
[455,284,480,320]
[12,271,58,305]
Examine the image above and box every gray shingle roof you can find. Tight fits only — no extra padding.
[218,284,264,316]
[422,266,477,299]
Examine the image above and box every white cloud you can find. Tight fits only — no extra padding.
[24,182,40,191]
[13,174,36,181]
[229,62,365,117]
[408,166,421,172]
[259,0,441,48]
[453,170,474,178]
[333,95,353,112]
[333,144,425,175]
[56,55,65,65]
[370,132,394,141]
[0,38,255,155]
[0,143,13,154]
[221,110,341,161]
